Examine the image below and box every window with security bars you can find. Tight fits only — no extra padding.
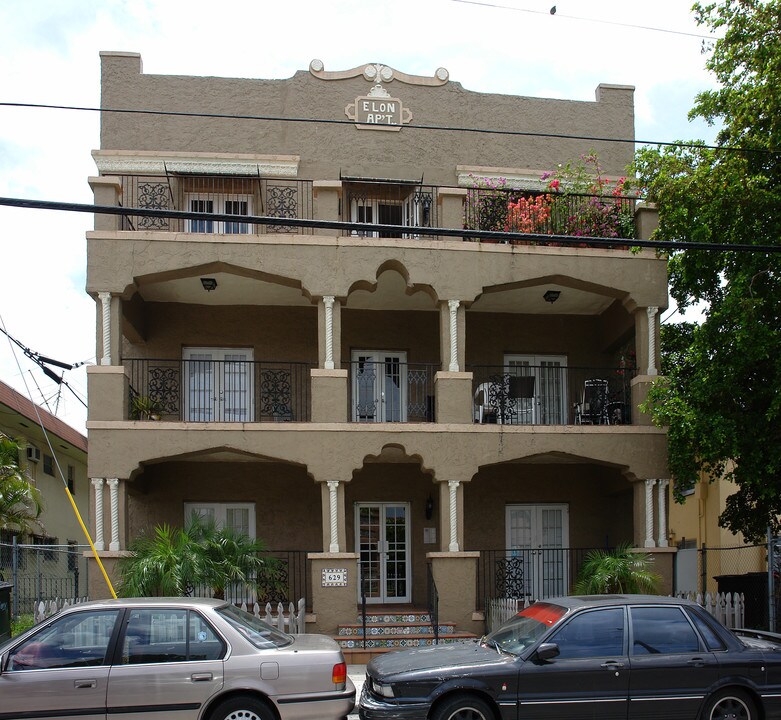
[43,454,54,476]
[186,195,251,234]
[67,465,75,494]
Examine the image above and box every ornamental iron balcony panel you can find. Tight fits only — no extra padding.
[469,364,636,426]
[464,187,637,244]
[341,182,438,238]
[477,547,609,608]
[348,360,437,423]
[125,358,314,422]
[115,174,313,234]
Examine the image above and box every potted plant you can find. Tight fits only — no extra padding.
[130,394,163,421]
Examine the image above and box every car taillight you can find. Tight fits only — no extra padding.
[332,661,347,685]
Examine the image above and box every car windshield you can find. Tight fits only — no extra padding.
[484,602,568,655]
[216,604,293,649]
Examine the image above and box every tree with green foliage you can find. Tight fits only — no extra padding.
[0,432,42,535]
[118,513,281,600]
[573,545,661,595]
[635,0,781,543]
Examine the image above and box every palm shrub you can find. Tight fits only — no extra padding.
[0,433,43,534]
[573,544,661,595]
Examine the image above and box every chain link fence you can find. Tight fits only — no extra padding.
[0,541,89,618]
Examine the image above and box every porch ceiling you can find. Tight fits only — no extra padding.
[470,284,613,314]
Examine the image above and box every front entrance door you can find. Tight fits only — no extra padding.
[355,503,411,603]
[506,504,569,599]
[352,351,407,422]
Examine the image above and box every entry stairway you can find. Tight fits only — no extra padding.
[336,607,479,664]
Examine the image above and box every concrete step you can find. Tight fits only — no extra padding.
[338,621,457,636]
[336,631,477,651]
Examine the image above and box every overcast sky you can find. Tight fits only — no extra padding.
[0,0,720,434]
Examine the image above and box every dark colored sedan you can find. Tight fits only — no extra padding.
[359,594,781,720]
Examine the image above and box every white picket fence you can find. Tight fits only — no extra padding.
[33,596,306,634]
[486,591,746,633]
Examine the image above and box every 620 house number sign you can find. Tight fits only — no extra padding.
[322,568,348,587]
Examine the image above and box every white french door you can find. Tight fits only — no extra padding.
[505,354,568,424]
[356,503,411,603]
[352,350,407,422]
[183,347,254,422]
[506,503,569,599]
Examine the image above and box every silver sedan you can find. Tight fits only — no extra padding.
[0,596,355,720]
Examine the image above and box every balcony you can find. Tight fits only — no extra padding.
[124,358,314,422]
[108,173,641,243]
[348,360,437,423]
[469,364,636,426]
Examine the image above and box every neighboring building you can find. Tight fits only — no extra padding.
[0,380,89,603]
[85,52,670,636]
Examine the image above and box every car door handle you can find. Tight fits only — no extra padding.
[191,673,213,682]
[600,661,624,668]
[75,679,97,689]
[688,658,706,667]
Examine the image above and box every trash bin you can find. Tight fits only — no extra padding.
[0,580,13,643]
[715,572,767,630]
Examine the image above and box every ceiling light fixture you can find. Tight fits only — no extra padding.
[200,277,218,292]
[543,289,561,304]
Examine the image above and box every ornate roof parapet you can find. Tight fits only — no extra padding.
[309,59,449,86]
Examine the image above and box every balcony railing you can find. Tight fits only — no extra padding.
[478,547,611,608]
[348,360,437,423]
[468,364,635,426]
[116,174,314,234]
[125,358,314,422]
[341,183,438,238]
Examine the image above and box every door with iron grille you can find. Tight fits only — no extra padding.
[505,354,568,424]
[352,351,407,422]
[183,347,254,422]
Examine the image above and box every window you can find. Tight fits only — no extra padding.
[186,194,251,234]
[184,502,255,539]
[67,540,78,571]
[120,609,224,664]
[67,465,75,494]
[43,454,54,476]
[686,608,727,651]
[217,604,291,649]
[8,610,120,671]
[32,535,57,561]
[550,608,625,659]
[631,606,700,654]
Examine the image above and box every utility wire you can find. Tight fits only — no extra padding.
[2,194,780,254]
[0,101,770,155]
[450,0,718,40]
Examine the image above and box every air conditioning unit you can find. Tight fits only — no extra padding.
[26,446,41,463]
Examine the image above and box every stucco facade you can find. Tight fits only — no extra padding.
[85,52,670,634]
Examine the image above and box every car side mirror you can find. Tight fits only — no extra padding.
[535,642,560,662]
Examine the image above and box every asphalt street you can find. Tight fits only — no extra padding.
[348,665,366,719]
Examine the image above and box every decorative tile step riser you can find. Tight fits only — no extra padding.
[359,613,432,624]
[339,637,472,649]
[339,625,455,636]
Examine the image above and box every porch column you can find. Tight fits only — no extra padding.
[327,481,340,552]
[98,292,112,365]
[107,478,120,551]
[323,296,335,370]
[91,478,105,551]
[448,300,460,372]
[646,306,658,376]
[644,479,656,548]
[318,296,342,370]
[448,480,460,552]
[657,478,669,547]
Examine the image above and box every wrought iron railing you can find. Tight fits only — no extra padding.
[464,187,637,243]
[468,364,636,426]
[116,174,314,234]
[477,547,610,609]
[427,563,439,645]
[342,182,438,238]
[125,358,314,422]
[348,361,437,423]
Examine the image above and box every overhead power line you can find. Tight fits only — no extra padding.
[450,0,718,40]
[2,194,780,255]
[0,101,772,155]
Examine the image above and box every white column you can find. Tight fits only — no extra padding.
[644,479,656,548]
[327,480,340,553]
[323,296,335,370]
[91,478,105,551]
[657,479,669,547]
[646,306,658,376]
[448,299,460,372]
[107,478,120,551]
[448,480,460,552]
[98,291,112,366]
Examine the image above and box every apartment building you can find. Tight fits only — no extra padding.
[86,52,669,635]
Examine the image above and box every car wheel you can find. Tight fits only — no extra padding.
[209,695,274,720]
[431,694,495,720]
[702,688,756,720]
